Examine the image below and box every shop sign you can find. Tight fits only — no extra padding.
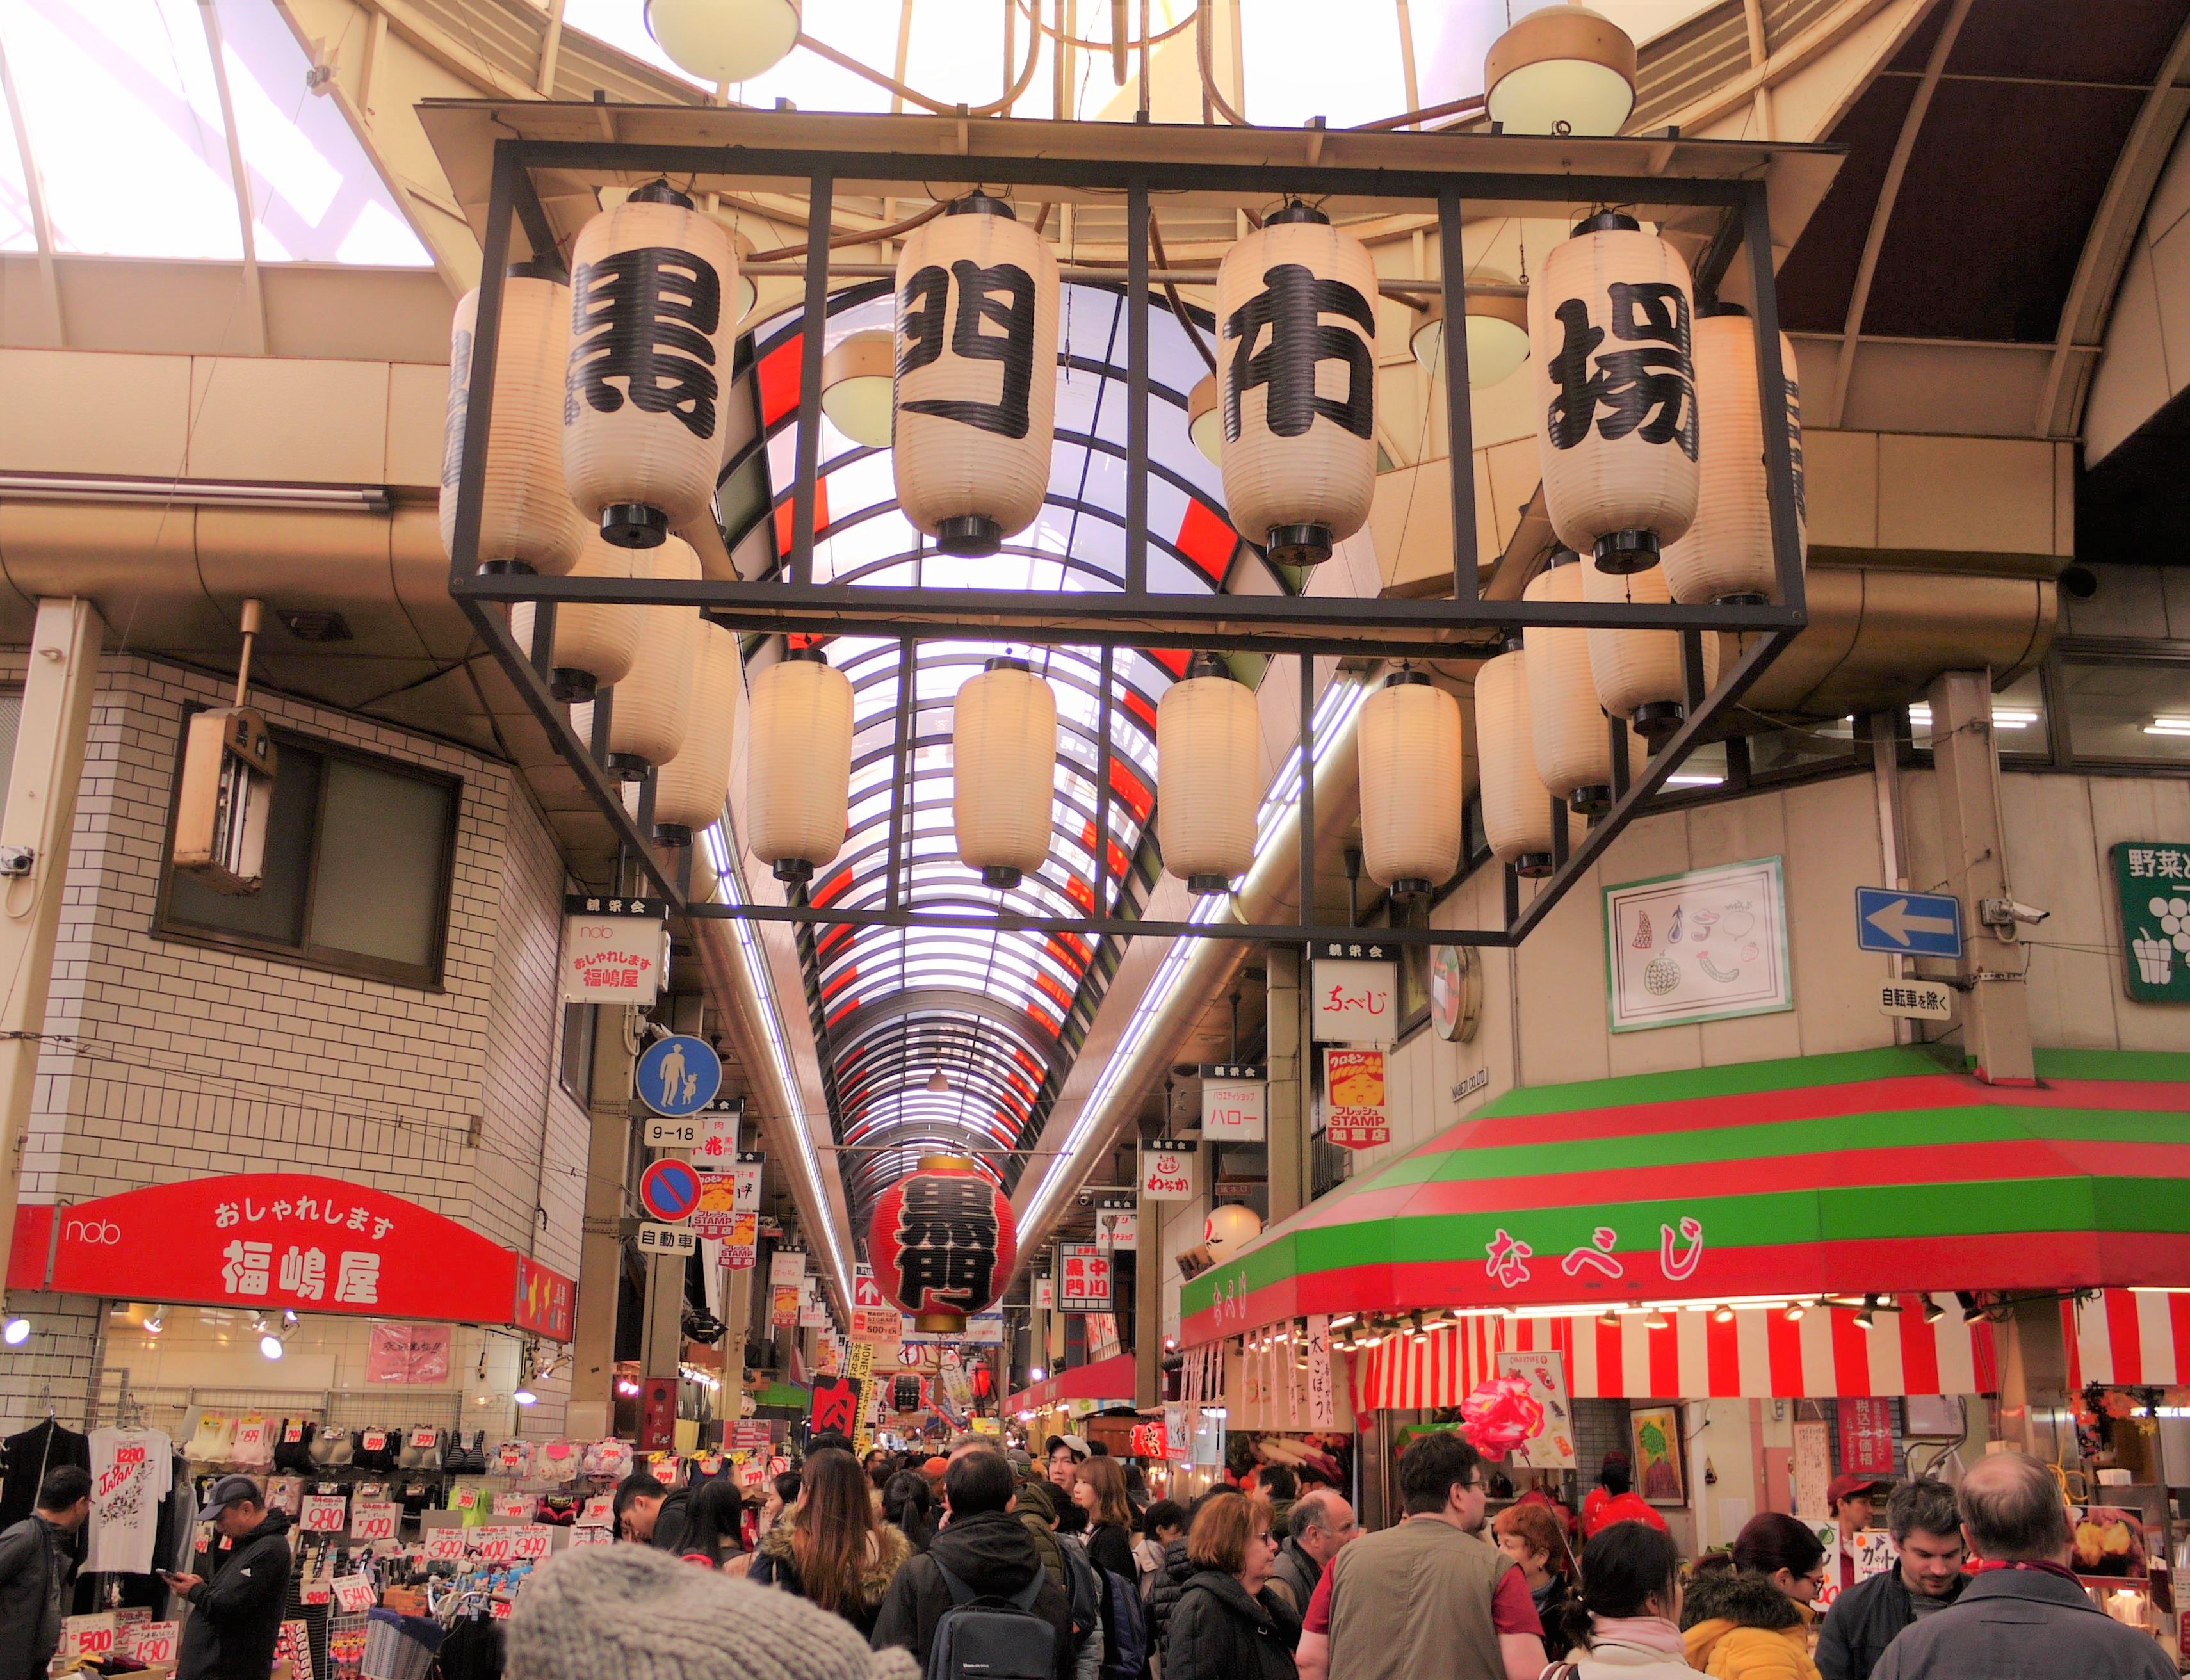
[1322,1047,1389,1149]
[1162,1403,1190,1462]
[514,1256,576,1341]
[731,1421,772,1450]
[1496,1349,1577,1470]
[903,1311,1004,1345]
[1200,1065,1267,1142]
[1141,1140,1198,1200]
[1305,1313,1336,1430]
[1310,946,1397,1045]
[1032,1277,1055,1309]
[1087,1312,1121,1359]
[300,1494,347,1535]
[799,1277,831,1329]
[1605,857,1792,1033]
[810,1373,859,1436]
[365,1321,451,1385]
[717,1210,759,1268]
[769,1284,800,1329]
[2114,842,2190,1001]
[852,1306,902,1342]
[692,1174,740,1240]
[1878,980,1954,1021]
[1838,1396,1897,1476]
[1094,1208,1138,1252]
[1059,1242,1112,1311]
[637,1222,695,1257]
[772,1250,807,1286]
[558,894,667,1003]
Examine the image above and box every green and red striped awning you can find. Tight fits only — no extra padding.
[1180,1047,2190,1350]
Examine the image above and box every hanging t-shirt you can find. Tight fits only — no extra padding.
[86,1428,175,1575]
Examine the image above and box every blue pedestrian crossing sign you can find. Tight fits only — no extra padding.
[1855,887,1964,958]
[637,1034,722,1117]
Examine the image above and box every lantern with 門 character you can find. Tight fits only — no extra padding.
[867,1154,1019,1334]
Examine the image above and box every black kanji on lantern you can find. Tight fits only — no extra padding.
[566,246,724,440]
[1221,262,1376,444]
[893,1175,1000,1312]
[897,259,1038,439]
[1543,281,1698,460]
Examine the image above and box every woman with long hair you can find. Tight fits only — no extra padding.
[882,1471,936,1554]
[675,1478,747,1570]
[746,1447,911,1636]
[1550,1521,1698,1677]
[1682,1512,1826,1679]
[1072,1455,1139,1586]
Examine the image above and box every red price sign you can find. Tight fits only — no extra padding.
[301,1494,347,1534]
[61,1617,115,1661]
[131,1623,179,1665]
[300,1579,332,1606]
[330,1576,377,1615]
[423,1528,467,1563]
[350,1502,398,1542]
[490,1599,513,1620]
[471,1531,515,1565]
[510,1528,553,1560]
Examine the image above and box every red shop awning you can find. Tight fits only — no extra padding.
[1008,1352,1137,1413]
[9,1173,576,1341]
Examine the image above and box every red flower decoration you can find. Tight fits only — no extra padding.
[1459,1375,1545,1458]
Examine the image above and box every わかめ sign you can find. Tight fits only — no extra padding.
[1322,1047,1388,1149]
[1311,946,1397,1045]
[558,894,667,1004]
[1141,1140,1198,1201]
[1058,1242,1112,1312]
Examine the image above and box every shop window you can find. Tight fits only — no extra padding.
[1748,716,1860,780]
[2057,655,2190,767]
[158,715,459,989]
[560,1004,596,1103]
[1909,669,2049,759]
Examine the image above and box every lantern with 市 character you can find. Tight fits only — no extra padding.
[867,1154,1019,1334]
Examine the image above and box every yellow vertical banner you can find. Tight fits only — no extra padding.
[849,1337,877,1457]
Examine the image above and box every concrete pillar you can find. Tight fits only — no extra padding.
[1265,946,1306,1224]
[1926,671,2036,1083]
[567,1005,636,1439]
[1135,1227,1162,1409]
[0,600,103,1286]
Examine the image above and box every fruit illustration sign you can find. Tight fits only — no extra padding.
[2113,842,2190,1003]
[1603,856,1792,1033]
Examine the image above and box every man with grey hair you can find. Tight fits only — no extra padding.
[1267,1488,1358,1614]
[1817,1478,1966,1680]
[1872,1451,2173,1679]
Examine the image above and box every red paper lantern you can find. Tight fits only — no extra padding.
[867,1153,1018,1334]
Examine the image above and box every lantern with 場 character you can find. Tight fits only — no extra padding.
[867,1154,1019,1334]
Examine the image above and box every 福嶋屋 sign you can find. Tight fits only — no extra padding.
[1322,1047,1389,1150]
[1199,1064,1267,1142]
[636,1035,723,1118]
[2114,842,2190,1002]
[1060,1241,1111,1311]
[1310,944,1397,1045]
[1605,857,1792,1033]
[1140,1139,1199,1200]
[558,894,667,1003]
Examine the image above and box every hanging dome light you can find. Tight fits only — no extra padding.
[1584,561,1724,740]
[820,329,896,449]
[745,647,854,884]
[1187,373,1223,466]
[564,182,740,549]
[439,264,583,578]
[1662,303,1808,605]
[1156,652,1259,895]
[604,537,701,778]
[644,0,801,85]
[1484,5,1637,138]
[651,620,743,843]
[1409,276,1532,390]
[953,657,1057,889]
[1475,647,1571,878]
[925,1069,951,1095]
[893,193,1060,558]
[1217,204,1379,567]
[1530,212,1700,575]
[510,525,645,701]
[1523,556,1625,813]
[1358,669,1463,899]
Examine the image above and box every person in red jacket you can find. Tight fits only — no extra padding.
[1581,1451,1669,1539]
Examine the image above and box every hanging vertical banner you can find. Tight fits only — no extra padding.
[1199,1064,1268,1142]
[733,1155,765,1211]
[558,895,668,1003]
[1838,1396,1897,1476]
[1141,1139,1199,1200]
[1305,1313,1336,1429]
[692,1174,740,1240]
[769,1284,800,1329]
[798,1277,830,1329]
[1310,944,1397,1045]
[1032,1277,1055,1310]
[848,1337,877,1457]
[1322,1047,1390,1149]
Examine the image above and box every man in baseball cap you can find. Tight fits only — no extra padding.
[167,1476,293,1680]
[1828,1474,1892,1593]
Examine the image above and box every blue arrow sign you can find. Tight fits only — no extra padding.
[637,1034,722,1117]
[1855,887,1964,958]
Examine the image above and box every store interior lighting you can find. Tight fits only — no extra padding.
[259,1333,284,1360]
[2,1317,28,1346]
[143,1311,164,1336]
[512,1386,538,1405]
[1923,1295,1949,1323]
[1908,702,2036,730]
[2144,715,2190,736]
[1853,1294,1881,1329]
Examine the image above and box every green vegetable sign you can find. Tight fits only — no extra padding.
[2113,842,2190,1004]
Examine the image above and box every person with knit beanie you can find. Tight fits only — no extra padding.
[509,1544,919,1680]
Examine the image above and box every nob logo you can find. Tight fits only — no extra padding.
[65,1218,122,1246]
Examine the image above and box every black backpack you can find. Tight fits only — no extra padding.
[925,1560,1058,1680]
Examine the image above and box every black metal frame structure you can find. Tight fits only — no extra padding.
[446,128,1809,953]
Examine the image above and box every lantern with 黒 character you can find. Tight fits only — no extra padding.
[866,1153,1019,1334]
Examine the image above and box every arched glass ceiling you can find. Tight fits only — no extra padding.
[729,280,1261,1222]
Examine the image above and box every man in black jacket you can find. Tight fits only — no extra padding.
[612,1471,691,1553]
[870,1447,1073,1680]
[167,1478,293,1680]
[1265,1489,1356,1617]
[0,1466,89,1680]
[1817,1478,1965,1680]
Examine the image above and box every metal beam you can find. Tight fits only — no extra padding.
[0,18,62,345]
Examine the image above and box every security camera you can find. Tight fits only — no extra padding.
[1978,897,2048,931]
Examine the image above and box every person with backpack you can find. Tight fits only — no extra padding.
[1161,1494,1299,1680]
[1073,1457,1149,1680]
[1016,1470,1108,1665]
[871,1447,1075,1680]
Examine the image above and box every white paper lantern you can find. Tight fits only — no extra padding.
[1358,670,1464,898]
[893,194,1059,557]
[1216,205,1378,566]
[1475,649,1573,877]
[1584,561,1724,738]
[1662,304,1807,604]
[746,649,854,884]
[564,182,740,549]
[1204,1202,1263,1261]
[1530,212,1700,575]
[652,620,742,841]
[1524,559,1626,812]
[953,658,1057,889]
[1156,653,1258,894]
[440,268,583,578]
[605,537,699,776]
[510,528,644,700]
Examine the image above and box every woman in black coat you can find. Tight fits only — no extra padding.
[1162,1495,1299,1680]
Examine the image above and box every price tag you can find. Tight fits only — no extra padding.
[492,1492,535,1520]
[423,1528,467,1563]
[567,1525,613,1547]
[360,1430,387,1453]
[576,1495,614,1530]
[300,1578,332,1606]
[509,1527,553,1560]
[350,1500,398,1543]
[471,1531,515,1565]
[455,1486,480,1512]
[490,1599,513,1620]
[301,1494,348,1534]
[129,1622,179,1665]
[61,1615,117,1663]
[408,1427,439,1450]
[330,1575,377,1615]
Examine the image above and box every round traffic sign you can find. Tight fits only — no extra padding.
[637,1034,722,1117]
[639,1158,703,1222]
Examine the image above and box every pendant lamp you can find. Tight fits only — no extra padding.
[1358,670,1463,900]
[1157,652,1259,895]
[893,194,1059,558]
[1523,556,1631,813]
[604,536,699,777]
[1216,204,1378,567]
[564,182,740,549]
[1409,275,1532,390]
[953,657,1057,889]
[651,620,742,843]
[440,265,583,578]
[820,329,896,449]
[1583,561,1724,739]
[1484,6,1637,138]
[1530,212,1699,575]
[746,647,854,884]
[511,526,645,700]
[1475,649,1572,878]
[1187,373,1223,466]
[1662,303,1808,604]
[645,0,800,85]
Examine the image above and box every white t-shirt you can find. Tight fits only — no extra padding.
[86,1428,175,1575]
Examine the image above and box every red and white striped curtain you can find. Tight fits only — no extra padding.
[2063,1289,2190,1386]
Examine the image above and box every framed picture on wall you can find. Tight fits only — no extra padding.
[1603,856,1792,1033]
[1630,1405,1687,1506]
